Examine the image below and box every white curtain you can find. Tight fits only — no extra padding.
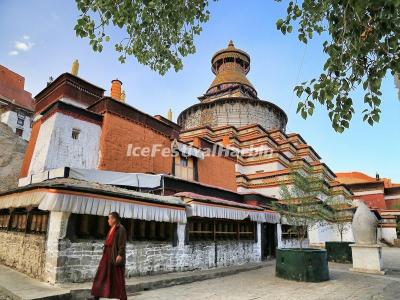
[39,192,187,223]
[0,190,186,223]
[186,203,280,223]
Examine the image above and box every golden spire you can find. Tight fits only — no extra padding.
[202,41,256,100]
[71,59,79,76]
[167,108,173,121]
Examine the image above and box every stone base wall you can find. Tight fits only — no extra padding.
[54,224,261,283]
[0,231,46,279]
[178,99,287,132]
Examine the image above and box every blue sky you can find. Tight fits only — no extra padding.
[1,0,399,181]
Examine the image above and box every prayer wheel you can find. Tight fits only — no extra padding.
[35,215,42,232]
[79,215,90,237]
[96,216,107,238]
[11,214,18,229]
[41,214,48,232]
[138,220,146,239]
[30,215,37,231]
[127,219,134,241]
[17,214,24,230]
[149,221,156,239]
[198,222,203,239]
[159,222,165,239]
[165,223,172,240]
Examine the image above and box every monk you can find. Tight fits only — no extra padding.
[90,212,127,300]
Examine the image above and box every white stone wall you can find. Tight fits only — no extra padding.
[28,113,101,175]
[0,110,32,140]
[50,223,262,283]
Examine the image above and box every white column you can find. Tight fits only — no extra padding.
[44,211,70,283]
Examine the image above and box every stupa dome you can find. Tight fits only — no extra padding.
[178,41,287,131]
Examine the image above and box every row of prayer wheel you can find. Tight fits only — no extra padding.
[0,214,10,229]
[0,212,48,233]
[189,221,253,233]
[30,214,49,233]
[76,215,173,240]
[188,220,255,240]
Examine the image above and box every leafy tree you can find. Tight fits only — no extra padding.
[74,0,211,75]
[276,0,400,132]
[325,194,353,242]
[273,167,329,249]
[74,0,400,131]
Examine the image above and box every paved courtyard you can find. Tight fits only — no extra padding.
[129,248,400,300]
[0,248,399,300]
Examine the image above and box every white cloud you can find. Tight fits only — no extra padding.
[7,35,34,56]
[15,41,34,51]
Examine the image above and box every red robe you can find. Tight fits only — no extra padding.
[91,225,127,300]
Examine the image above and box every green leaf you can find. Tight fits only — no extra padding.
[372,114,380,122]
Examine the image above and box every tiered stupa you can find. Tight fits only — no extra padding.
[178,41,287,131]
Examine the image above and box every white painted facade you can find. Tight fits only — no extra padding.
[308,222,354,245]
[28,112,101,175]
[235,161,286,174]
[0,109,32,140]
[378,227,398,244]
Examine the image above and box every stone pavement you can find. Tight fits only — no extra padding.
[128,247,400,300]
[0,248,399,300]
[0,265,70,300]
[128,261,400,300]
[0,261,269,299]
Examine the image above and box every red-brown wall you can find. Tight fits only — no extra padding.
[98,113,173,174]
[0,65,24,89]
[356,193,386,209]
[197,155,237,191]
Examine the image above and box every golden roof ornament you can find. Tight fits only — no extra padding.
[71,59,79,76]
[167,108,173,121]
[201,40,257,101]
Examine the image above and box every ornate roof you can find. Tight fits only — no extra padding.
[201,41,258,101]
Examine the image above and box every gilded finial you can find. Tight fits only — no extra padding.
[121,90,126,102]
[228,40,234,48]
[71,59,79,76]
[167,108,173,121]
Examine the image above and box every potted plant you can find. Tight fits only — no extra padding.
[273,167,330,282]
[325,195,354,263]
